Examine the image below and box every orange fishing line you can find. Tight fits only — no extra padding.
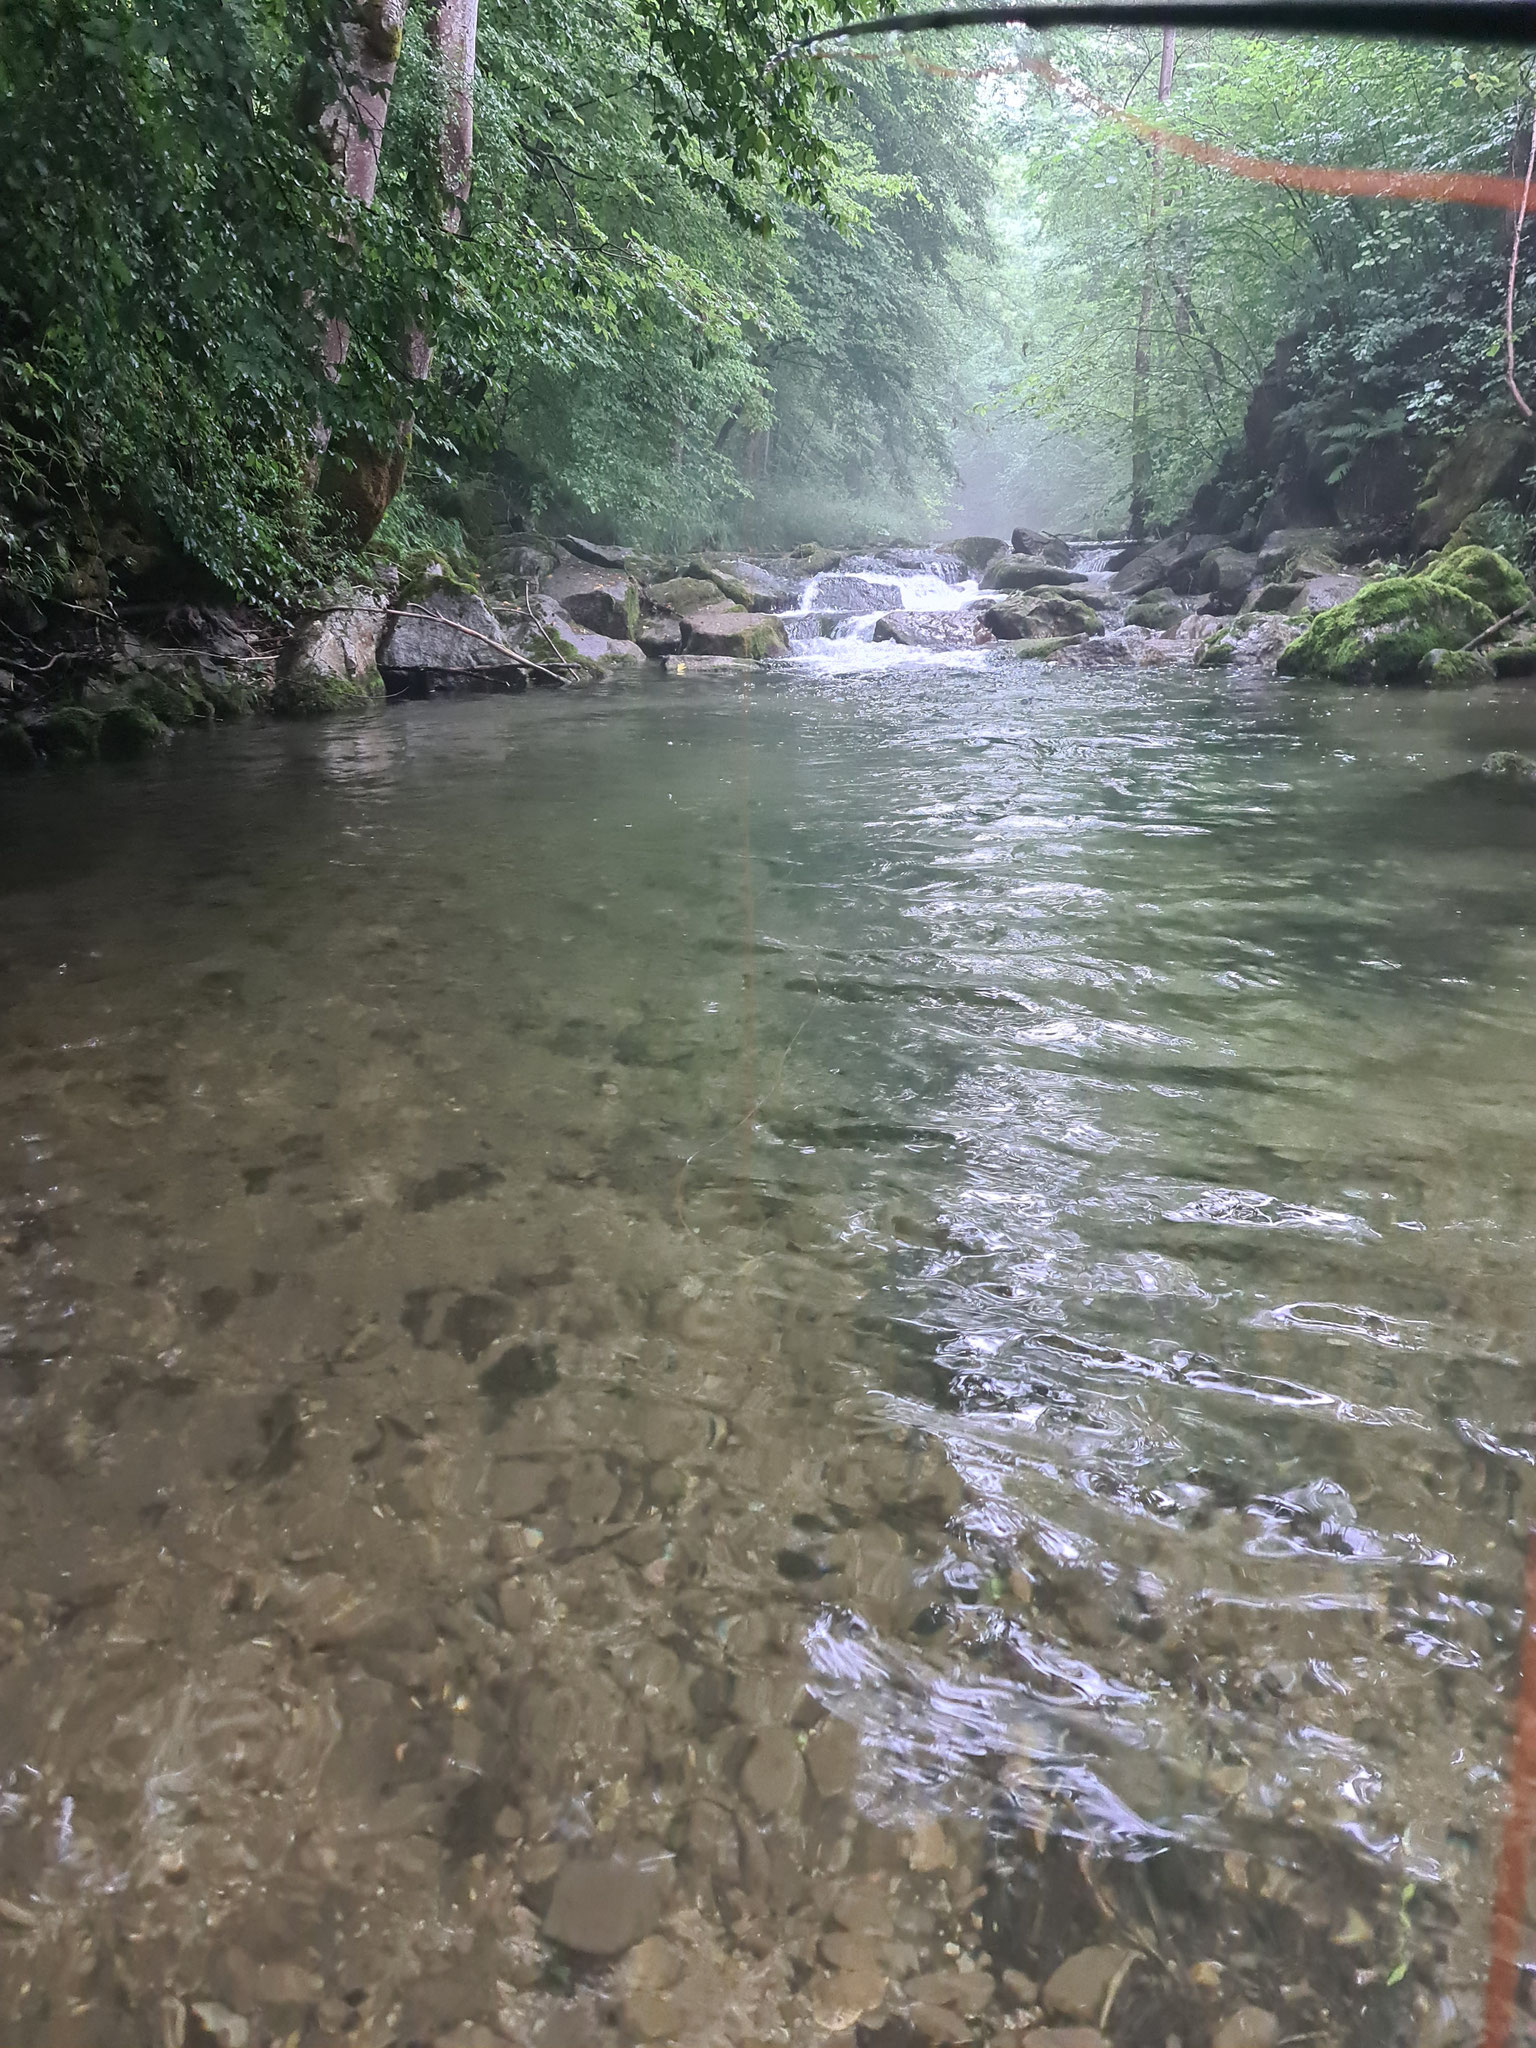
[824,46,1534,208]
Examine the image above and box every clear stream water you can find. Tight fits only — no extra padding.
[3,649,1536,2047]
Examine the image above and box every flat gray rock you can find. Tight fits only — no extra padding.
[542,1850,667,1956]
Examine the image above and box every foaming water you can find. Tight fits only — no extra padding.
[2,653,1536,2043]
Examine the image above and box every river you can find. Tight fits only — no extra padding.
[3,647,1535,2048]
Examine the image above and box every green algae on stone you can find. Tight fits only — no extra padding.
[1007,635,1086,661]
[1277,574,1494,687]
[124,663,212,726]
[99,703,171,760]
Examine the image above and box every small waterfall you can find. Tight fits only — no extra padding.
[1070,543,1122,576]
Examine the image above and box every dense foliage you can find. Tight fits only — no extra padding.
[994,29,1536,532]
[0,0,998,603]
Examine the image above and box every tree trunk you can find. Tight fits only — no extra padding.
[426,0,478,234]
[1129,29,1176,540]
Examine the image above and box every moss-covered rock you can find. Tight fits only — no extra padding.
[1480,749,1536,791]
[1491,633,1536,680]
[1277,574,1494,686]
[124,663,211,726]
[99,703,171,759]
[35,706,102,760]
[1420,645,1495,687]
[270,669,386,718]
[1426,545,1531,618]
[1126,592,1183,632]
[1005,635,1086,661]
[0,722,38,771]
[679,609,788,660]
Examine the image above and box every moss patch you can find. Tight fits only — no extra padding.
[99,703,170,760]
[35,706,102,760]
[269,669,386,718]
[1421,645,1495,687]
[1006,635,1085,661]
[1426,545,1531,619]
[1277,574,1494,686]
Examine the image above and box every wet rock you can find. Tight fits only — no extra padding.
[806,1716,861,1798]
[908,1817,954,1872]
[823,1932,884,1973]
[982,557,1085,594]
[1125,593,1183,631]
[253,1963,323,2005]
[832,1878,896,1936]
[637,617,683,660]
[740,1727,805,1816]
[1010,527,1073,566]
[35,705,102,760]
[563,536,631,569]
[1213,2009,1280,2048]
[873,611,989,650]
[909,2002,973,2043]
[1043,1947,1132,2024]
[1022,2033,1107,2048]
[488,1459,553,1519]
[379,587,528,692]
[1277,570,1496,686]
[680,609,788,660]
[272,598,387,717]
[685,1800,741,1887]
[1000,1970,1039,2008]
[479,1340,559,1421]
[943,535,1008,575]
[1422,644,1495,685]
[100,702,171,760]
[1480,749,1536,789]
[187,2005,250,2048]
[1292,571,1364,614]
[546,568,640,643]
[1199,546,1259,612]
[496,1578,535,1630]
[542,1849,668,1956]
[813,1967,889,2028]
[905,1971,994,2016]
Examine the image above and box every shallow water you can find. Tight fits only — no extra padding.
[3,653,1536,2048]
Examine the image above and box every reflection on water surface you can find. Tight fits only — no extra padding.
[2,656,1535,2047]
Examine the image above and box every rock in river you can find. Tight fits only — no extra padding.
[379,588,528,693]
[740,1727,805,1815]
[542,1849,668,1956]
[272,597,387,716]
[680,609,788,660]
[1043,1946,1133,2024]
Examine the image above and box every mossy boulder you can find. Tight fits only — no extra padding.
[34,706,102,760]
[124,663,211,726]
[1126,591,1183,632]
[1277,573,1494,686]
[1006,634,1086,661]
[1420,645,1495,687]
[1492,633,1536,680]
[647,576,722,618]
[679,609,788,660]
[271,669,386,717]
[0,722,38,771]
[1426,545,1531,619]
[1480,750,1536,791]
[99,703,170,759]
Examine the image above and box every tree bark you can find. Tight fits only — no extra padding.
[1128,29,1175,540]
[426,0,478,234]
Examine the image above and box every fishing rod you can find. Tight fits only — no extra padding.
[777,3,1536,58]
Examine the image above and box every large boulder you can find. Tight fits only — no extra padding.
[379,587,533,693]
[1010,527,1073,566]
[1126,591,1184,632]
[1256,527,1341,581]
[1413,417,1534,552]
[1198,547,1259,613]
[1429,544,1532,618]
[1292,572,1365,614]
[272,598,387,717]
[544,565,640,641]
[1277,572,1495,686]
[680,609,788,660]
[505,596,639,674]
[1111,535,1188,597]
[986,595,1103,641]
[637,616,684,660]
[942,536,1008,576]
[647,575,722,618]
[482,536,557,594]
[982,556,1086,594]
[803,573,904,611]
[1197,614,1306,670]
[691,558,797,612]
[872,611,990,649]
[562,535,631,569]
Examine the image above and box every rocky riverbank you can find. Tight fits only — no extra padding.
[5,515,1536,772]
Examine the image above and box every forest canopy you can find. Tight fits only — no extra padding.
[2,1,1534,603]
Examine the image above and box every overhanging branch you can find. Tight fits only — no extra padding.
[777,3,1536,60]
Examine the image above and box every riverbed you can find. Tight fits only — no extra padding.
[3,649,1535,2048]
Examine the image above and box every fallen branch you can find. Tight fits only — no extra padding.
[1464,596,1535,653]
[383,604,576,688]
